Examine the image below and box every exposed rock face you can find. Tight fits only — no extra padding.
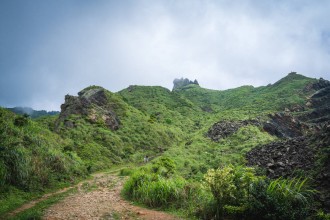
[246,137,315,178]
[303,77,330,92]
[300,86,330,124]
[263,113,309,138]
[56,87,120,130]
[207,120,260,141]
[247,124,330,211]
[313,124,330,212]
[172,78,199,91]
[245,79,330,211]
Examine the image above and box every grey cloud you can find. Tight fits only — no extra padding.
[0,0,330,110]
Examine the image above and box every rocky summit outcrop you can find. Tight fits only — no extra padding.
[56,87,120,130]
[207,120,260,141]
[246,137,315,178]
[172,78,199,91]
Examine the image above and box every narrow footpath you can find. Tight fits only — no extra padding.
[9,172,180,220]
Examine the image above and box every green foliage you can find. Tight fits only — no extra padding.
[247,177,316,220]
[203,165,262,218]
[151,157,176,177]
[122,169,209,216]
[118,168,133,176]
[0,145,30,189]
[0,108,87,195]
[266,177,316,203]
[0,73,324,217]
[201,166,317,220]
[315,210,330,220]
[122,156,212,216]
[14,114,29,126]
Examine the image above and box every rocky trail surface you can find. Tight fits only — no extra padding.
[9,171,180,220]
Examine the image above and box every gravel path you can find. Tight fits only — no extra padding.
[42,172,179,220]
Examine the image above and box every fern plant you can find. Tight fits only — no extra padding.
[267,177,317,204]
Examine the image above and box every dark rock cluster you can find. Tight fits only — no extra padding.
[303,77,330,93]
[312,124,330,212]
[56,87,120,130]
[300,86,330,124]
[246,137,315,178]
[263,112,309,138]
[245,78,330,211]
[207,120,260,141]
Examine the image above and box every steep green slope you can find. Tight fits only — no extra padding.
[0,108,86,215]
[119,85,202,132]
[0,109,86,190]
[54,86,184,171]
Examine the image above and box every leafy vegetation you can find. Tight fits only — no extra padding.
[0,72,327,218]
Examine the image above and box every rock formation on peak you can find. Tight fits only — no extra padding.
[55,86,120,131]
[172,78,199,91]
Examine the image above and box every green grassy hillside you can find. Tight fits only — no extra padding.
[176,72,315,116]
[54,86,185,171]
[0,109,86,214]
[1,72,327,219]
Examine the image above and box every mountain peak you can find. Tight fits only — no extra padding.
[272,72,310,87]
[172,78,199,91]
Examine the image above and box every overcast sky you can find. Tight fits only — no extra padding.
[1,0,330,110]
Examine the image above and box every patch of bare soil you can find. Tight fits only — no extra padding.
[42,172,180,220]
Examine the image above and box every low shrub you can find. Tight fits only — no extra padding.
[119,167,134,176]
[122,169,211,217]
[122,171,185,208]
[247,177,316,220]
[202,165,317,220]
[203,165,262,219]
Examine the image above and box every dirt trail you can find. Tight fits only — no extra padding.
[10,171,181,219]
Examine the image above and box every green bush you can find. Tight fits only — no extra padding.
[247,177,316,220]
[122,169,209,216]
[202,165,318,220]
[123,171,184,207]
[151,157,176,177]
[119,167,134,176]
[315,210,330,220]
[14,114,29,127]
[203,165,262,219]
[0,146,30,189]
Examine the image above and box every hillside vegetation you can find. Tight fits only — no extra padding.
[1,72,329,219]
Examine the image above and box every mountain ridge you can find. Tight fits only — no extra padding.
[1,72,330,218]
